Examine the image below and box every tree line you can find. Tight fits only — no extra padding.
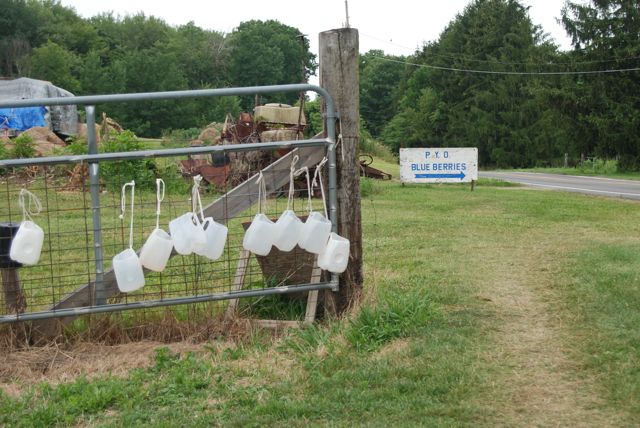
[360,0,640,169]
[1,0,315,137]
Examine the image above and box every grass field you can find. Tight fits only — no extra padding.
[1,162,640,426]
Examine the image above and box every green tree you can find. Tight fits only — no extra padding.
[166,22,229,88]
[105,48,189,135]
[360,50,405,137]
[227,20,316,108]
[92,12,172,53]
[1,4,315,138]
[0,0,39,76]
[27,40,81,93]
[33,0,101,55]
[382,0,567,167]
[561,0,640,169]
[304,98,323,137]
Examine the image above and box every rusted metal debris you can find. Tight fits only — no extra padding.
[359,154,391,180]
[181,104,307,189]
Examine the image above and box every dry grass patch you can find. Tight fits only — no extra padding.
[0,341,210,397]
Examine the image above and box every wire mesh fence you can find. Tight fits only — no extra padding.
[0,146,332,323]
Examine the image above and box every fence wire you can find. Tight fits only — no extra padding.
[0,148,328,322]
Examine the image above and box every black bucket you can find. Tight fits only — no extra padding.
[0,222,22,268]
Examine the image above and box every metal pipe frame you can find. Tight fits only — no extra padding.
[0,138,330,167]
[0,84,340,322]
[85,106,106,305]
[0,282,336,323]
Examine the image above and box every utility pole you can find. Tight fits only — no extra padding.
[344,0,350,28]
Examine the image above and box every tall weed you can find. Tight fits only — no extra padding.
[346,290,435,352]
[578,158,618,175]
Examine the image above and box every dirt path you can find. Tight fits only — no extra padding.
[476,231,627,427]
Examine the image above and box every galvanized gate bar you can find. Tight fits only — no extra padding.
[85,106,106,305]
[0,282,336,323]
[0,83,334,111]
[0,138,329,167]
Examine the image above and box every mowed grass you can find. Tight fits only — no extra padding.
[560,243,640,416]
[1,168,640,425]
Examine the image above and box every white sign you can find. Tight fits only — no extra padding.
[400,147,478,184]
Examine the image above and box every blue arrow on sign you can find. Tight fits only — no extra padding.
[414,171,466,180]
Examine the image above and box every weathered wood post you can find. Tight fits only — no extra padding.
[0,222,26,314]
[319,28,363,315]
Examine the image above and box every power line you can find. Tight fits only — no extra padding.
[359,32,419,53]
[413,51,640,67]
[359,33,640,67]
[373,55,640,76]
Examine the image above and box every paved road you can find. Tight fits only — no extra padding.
[479,171,640,201]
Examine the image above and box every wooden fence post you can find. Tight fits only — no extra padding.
[319,28,363,315]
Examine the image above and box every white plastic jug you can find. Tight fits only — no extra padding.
[299,212,332,254]
[193,217,228,260]
[9,220,44,265]
[318,232,350,273]
[273,209,302,252]
[10,188,44,265]
[169,212,204,255]
[140,177,173,272]
[113,248,145,292]
[113,180,145,292]
[243,213,275,256]
[139,228,174,272]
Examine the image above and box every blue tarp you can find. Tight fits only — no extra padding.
[0,107,47,131]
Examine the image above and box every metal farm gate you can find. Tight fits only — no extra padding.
[0,84,338,326]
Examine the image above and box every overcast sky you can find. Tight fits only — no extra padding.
[59,0,573,57]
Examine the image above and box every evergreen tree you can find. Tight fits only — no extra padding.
[382,0,567,167]
[561,0,640,169]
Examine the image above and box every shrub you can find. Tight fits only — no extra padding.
[11,133,36,158]
[156,163,190,194]
[100,131,157,191]
[65,138,88,155]
[360,127,396,163]
[579,158,618,175]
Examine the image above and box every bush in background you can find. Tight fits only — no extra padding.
[65,138,88,155]
[100,131,156,191]
[578,158,618,175]
[11,133,36,159]
[360,125,396,163]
